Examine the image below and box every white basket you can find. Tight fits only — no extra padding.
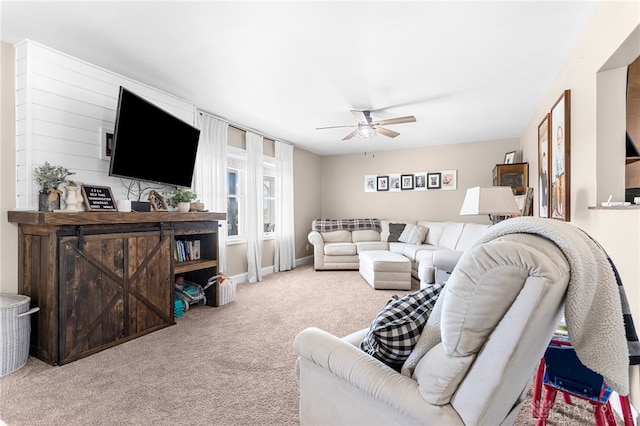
[0,294,39,376]
[218,279,236,306]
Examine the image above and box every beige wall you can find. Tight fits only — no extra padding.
[519,1,640,407]
[1,42,18,294]
[320,138,519,222]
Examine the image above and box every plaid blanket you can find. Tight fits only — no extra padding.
[313,219,381,233]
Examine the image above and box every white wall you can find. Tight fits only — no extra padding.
[15,40,197,208]
[320,138,519,223]
[519,1,640,408]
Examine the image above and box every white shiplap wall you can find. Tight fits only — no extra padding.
[15,40,197,209]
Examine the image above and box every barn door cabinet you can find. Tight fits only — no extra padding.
[8,211,225,365]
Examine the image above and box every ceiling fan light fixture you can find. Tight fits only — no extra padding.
[357,124,376,139]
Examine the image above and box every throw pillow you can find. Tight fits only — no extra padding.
[387,223,407,242]
[398,224,428,245]
[359,282,446,370]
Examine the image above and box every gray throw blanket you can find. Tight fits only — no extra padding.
[474,217,631,395]
[313,218,381,233]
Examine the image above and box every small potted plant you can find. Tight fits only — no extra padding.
[170,188,198,212]
[34,162,75,211]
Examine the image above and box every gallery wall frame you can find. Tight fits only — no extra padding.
[427,172,441,189]
[549,89,571,221]
[401,174,414,190]
[364,170,457,192]
[389,174,401,191]
[377,176,389,191]
[364,175,377,192]
[538,113,551,218]
[440,170,457,190]
[414,173,427,190]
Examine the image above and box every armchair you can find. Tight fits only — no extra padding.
[295,233,572,425]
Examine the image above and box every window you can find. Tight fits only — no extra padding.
[226,146,276,240]
[227,169,241,237]
[263,176,275,234]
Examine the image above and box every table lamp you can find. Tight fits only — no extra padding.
[459,186,521,224]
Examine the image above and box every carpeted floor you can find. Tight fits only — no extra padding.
[0,264,616,425]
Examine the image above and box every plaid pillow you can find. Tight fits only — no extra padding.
[360,282,446,370]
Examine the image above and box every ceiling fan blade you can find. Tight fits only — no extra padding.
[342,129,359,140]
[374,116,416,126]
[376,127,400,138]
[316,125,357,130]
[351,110,369,123]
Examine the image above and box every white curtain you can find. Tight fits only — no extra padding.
[194,112,228,274]
[246,132,264,282]
[274,141,295,271]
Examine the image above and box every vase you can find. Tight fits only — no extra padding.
[177,202,191,212]
[64,186,82,211]
[38,191,60,212]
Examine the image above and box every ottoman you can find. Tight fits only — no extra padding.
[359,250,412,290]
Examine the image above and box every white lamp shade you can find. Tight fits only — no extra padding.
[459,186,521,215]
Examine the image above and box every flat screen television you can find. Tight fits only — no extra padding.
[109,86,201,188]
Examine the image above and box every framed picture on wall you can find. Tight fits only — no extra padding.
[401,174,414,190]
[414,173,427,190]
[377,176,389,191]
[440,170,457,190]
[389,174,401,191]
[550,90,571,221]
[427,172,441,189]
[538,113,551,218]
[364,175,377,192]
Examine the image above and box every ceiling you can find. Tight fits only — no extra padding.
[1,1,600,156]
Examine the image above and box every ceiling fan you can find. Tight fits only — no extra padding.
[316,110,416,141]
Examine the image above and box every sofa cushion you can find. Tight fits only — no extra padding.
[454,223,491,251]
[355,241,389,252]
[321,230,353,243]
[387,223,406,242]
[438,222,465,250]
[352,229,381,243]
[359,282,446,370]
[324,243,357,256]
[380,219,416,242]
[419,221,450,246]
[399,224,428,245]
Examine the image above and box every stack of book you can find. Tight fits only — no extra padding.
[174,239,201,262]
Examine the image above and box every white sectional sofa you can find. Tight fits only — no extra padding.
[307,219,491,287]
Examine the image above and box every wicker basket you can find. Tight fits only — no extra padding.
[0,294,39,376]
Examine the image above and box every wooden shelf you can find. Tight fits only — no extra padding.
[174,259,218,274]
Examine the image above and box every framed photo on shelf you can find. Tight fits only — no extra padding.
[504,151,516,164]
[401,174,414,190]
[538,114,551,218]
[148,190,168,211]
[427,172,441,189]
[377,176,389,191]
[550,90,571,221]
[440,170,457,190]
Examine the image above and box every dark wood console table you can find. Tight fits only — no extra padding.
[8,210,226,365]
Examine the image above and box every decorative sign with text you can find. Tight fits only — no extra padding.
[81,185,118,211]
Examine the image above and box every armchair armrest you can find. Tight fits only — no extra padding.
[432,250,464,275]
[308,231,324,246]
[294,327,457,423]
